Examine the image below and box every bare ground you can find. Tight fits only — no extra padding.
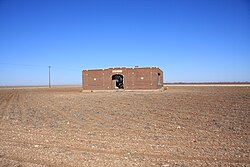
[0,86,249,166]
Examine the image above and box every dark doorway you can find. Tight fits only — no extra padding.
[112,74,124,89]
[157,73,161,85]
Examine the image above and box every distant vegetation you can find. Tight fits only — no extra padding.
[165,82,250,84]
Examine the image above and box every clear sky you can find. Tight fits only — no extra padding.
[0,0,249,85]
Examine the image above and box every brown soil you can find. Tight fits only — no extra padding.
[0,86,249,167]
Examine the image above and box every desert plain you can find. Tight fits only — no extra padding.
[0,85,249,166]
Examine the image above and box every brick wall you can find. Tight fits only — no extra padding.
[82,67,163,90]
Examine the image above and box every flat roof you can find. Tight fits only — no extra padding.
[82,66,162,71]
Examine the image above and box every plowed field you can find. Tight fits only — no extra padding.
[0,86,249,166]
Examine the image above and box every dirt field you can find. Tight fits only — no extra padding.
[0,86,249,166]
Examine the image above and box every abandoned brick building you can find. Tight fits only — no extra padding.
[82,67,163,90]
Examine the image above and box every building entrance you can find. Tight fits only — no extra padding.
[112,74,124,89]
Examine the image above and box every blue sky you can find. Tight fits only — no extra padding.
[0,0,249,85]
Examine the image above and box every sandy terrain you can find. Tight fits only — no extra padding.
[0,86,249,166]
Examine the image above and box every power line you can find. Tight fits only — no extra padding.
[0,63,81,71]
[52,66,81,72]
[0,63,47,67]
[0,63,82,86]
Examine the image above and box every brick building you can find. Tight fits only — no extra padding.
[82,67,163,90]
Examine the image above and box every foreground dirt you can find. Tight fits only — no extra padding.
[0,86,249,167]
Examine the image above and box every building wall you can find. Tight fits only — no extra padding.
[82,67,163,90]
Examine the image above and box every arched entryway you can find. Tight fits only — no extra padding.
[112,74,124,89]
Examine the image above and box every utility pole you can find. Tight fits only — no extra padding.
[48,65,51,88]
